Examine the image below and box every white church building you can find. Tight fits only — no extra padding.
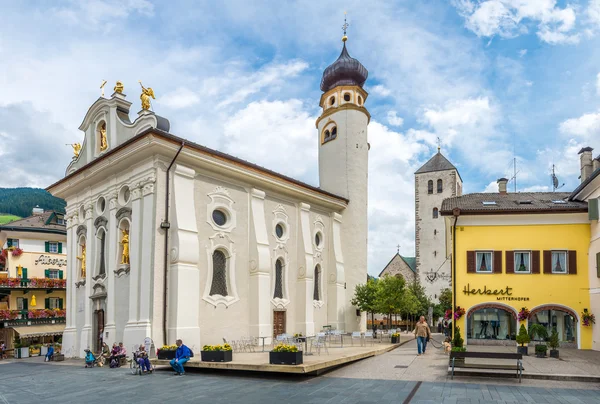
[47,38,370,357]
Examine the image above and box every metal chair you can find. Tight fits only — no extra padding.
[310,335,329,355]
[351,331,364,347]
[364,331,375,346]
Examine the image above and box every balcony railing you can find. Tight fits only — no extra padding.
[0,309,66,321]
[0,277,66,289]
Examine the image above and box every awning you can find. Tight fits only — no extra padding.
[12,324,65,338]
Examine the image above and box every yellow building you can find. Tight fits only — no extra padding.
[441,179,592,349]
[0,209,67,349]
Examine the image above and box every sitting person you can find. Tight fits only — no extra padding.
[84,349,96,367]
[0,341,5,359]
[135,345,152,373]
[117,342,127,363]
[443,337,452,354]
[169,339,191,376]
[99,342,110,367]
[45,344,54,362]
[109,343,120,368]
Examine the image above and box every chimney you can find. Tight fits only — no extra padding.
[32,205,44,215]
[497,178,508,194]
[579,147,594,183]
[593,156,600,173]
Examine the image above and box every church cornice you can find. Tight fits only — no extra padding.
[315,103,371,128]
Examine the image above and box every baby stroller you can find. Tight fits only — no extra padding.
[84,349,102,368]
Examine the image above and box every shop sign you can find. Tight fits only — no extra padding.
[35,255,67,268]
[462,283,530,301]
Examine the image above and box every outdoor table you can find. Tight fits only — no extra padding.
[304,335,315,356]
[258,336,268,352]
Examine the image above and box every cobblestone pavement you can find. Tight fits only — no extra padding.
[0,342,598,404]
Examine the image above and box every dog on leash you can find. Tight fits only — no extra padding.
[443,337,452,354]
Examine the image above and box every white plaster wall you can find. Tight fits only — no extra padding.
[586,186,600,351]
[415,169,460,301]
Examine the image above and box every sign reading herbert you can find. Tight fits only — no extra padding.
[462,283,530,301]
[35,254,67,268]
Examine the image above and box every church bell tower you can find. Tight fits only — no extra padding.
[317,24,369,329]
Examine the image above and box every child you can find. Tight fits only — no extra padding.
[443,337,452,354]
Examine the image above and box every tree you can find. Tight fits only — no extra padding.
[408,279,431,318]
[516,324,530,346]
[433,288,452,319]
[452,326,465,351]
[399,288,420,331]
[351,278,379,327]
[375,275,405,328]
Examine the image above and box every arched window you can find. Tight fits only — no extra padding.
[331,127,337,139]
[274,259,284,299]
[433,208,438,219]
[437,179,443,193]
[427,180,433,194]
[323,126,337,144]
[210,250,228,296]
[313,266,321,301]
[467,306,517,341]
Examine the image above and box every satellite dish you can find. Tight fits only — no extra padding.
[552,175,559,189]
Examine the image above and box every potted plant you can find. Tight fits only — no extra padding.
[294,333,306,343]
[582,309,596,326]
[450,327,466,366]
[29,344,41,356]
[157,344,178,360]
[515,324,530,355]
[201,344,233,362]
[391,332,400,344]
[548,328,560,359]
[529,324,548,358]
[269,343,303,365]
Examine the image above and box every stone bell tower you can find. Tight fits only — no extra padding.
[317,30,369,330]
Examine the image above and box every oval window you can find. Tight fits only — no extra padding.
[315,232,321,247]
[358,96,363,105]
[343,93,351,102]
[212,210,227,226]
[329,96,335,106]
[275,224,284,239]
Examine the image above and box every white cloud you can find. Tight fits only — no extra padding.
[483,181,499,192]
[370,85,392,97]
[597,72,600,95]
[387,111,404,127]
[521,185,550,192]
[587,0,600,26]
[452,0,580,44]
[519,49,527,57]
[559,110,600,141]
[161,87,201,109]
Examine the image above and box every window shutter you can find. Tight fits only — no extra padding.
[45,298,50,309]
[597,252,600,278]
[23,299,28,311]
[543,251,552,274]
[44,269,49,278]
[589,198,599,221]
[493,251,503,273]
[466,251,476,273]
[532,251,540,274]
[45,242,49,253]
[6,239,12,247]
[59,298,63,310]
[59,270,64,279]
[22,268,28,280]
[505,251,514,274]
[568,250,577,275]
[58,243,63,254]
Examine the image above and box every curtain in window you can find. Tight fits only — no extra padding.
[313,266,320,301]
[210,250,228,296]
[515,252,529,272]
[551,252,566,272]
[274,260,283,299]
[476,252,490,272]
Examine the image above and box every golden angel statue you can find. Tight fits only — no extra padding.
[120,229,130,265]
[114,81,124,94]
[100,122,108,151]
[77,244,87,278]
[71,143,82,158]
[139,81,155,110]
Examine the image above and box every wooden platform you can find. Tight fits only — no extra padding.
[151,342,401,375]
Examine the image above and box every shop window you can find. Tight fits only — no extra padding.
[530,309,576,343]
[514,251,530,273]
[427,180,433,194]
[551,251,567,274]
[467,307,516,341]
[476,251,493,273]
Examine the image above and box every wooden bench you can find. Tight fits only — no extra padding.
[450,351,524,383]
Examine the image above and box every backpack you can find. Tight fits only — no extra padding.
[110,358,118,368]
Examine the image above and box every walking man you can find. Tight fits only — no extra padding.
[170,339,192,376]
[414,315,431,356]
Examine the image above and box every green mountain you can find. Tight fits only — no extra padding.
[0,188,66,218]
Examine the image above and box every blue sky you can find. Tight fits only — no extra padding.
[1,0,599,275]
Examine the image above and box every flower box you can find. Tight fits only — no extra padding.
[201,350,232,362]
[29,348,40,356]
[269,351,303,365]
[391,336,400,344]
[157,350,176,360]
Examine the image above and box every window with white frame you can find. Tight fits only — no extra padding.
[551,251,567,274]
[48,242,59,253]
[49,297,60,309]
[514,251,531,273]
[476,251,493,273]
[17,297,25,310]
[48,269,60,279]
[7,239,19,248]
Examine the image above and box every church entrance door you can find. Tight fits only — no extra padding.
[93,309,105,352]
[273,311,286,338]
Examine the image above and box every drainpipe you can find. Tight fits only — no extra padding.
[452,208,460,340]
[162,142,185,346]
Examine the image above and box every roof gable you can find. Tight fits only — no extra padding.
[415,152,458,176]
[378,253,417,277]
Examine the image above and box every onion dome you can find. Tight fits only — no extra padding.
[320,41,368,92]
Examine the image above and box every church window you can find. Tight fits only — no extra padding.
[210,250,228,296]
[212,209,227,227]
[433,208,438,219]
[98,229,106,276]
[343,93,351,102]
[96,197,106,215]
[324,130,330,141]
[329,96,335,106]
[275,224,284,239]
[331,127,337,139]
[274,259,284,299]
[323,127,337,144]
[434,229,437,236]
[315,232,322,247]
[427,180,433,194]
[437,179,443,193]
[313,265,321,301]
